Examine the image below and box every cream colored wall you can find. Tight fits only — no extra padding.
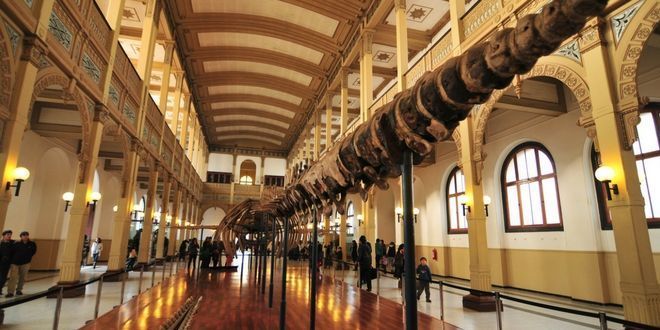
[3,131,123,269]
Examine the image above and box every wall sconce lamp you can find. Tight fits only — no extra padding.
[166,215,173,226]
[87,192,102,210]
[62,192,74,212]
[483,195,492,217]
[5,167,30,197]
[306,222,313,230]
[458,195,471,216]
[357,214,364,227]
[396,207,420,222]
[112,205,118,213]
[595,165,619,200]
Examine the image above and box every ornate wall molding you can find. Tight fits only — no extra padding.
[473,63,592,172]
[616,2,659,104]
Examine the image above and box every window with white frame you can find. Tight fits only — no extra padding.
[501,142,563,232]
[447,166,468,234]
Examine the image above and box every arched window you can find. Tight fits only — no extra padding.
[633,104,660,225]
[239,159,256,185]
[501,142,563,232]
[446,166,467,234]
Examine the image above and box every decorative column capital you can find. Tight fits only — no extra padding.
[21,35,48,66]
[362,29,375,54]
[394,0,406,9]
[93,104,111,123]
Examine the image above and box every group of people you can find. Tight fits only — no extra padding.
[0,230,37,298]
[178,237,226,270]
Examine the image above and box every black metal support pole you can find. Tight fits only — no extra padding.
[261,236,267,294]
[269,215,276,307]
[402,150,418,330]
[279,216,289,329]
[256,235,262,286]
[310,208,318,330]
[240,247,245,282]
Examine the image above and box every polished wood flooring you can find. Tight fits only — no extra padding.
[83,258,459,329]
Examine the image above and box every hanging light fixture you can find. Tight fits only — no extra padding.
[88,192,102,210]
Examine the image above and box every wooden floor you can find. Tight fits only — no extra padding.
[83,259,459,329]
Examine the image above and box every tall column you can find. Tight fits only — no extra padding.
[259,155,265,187]
[180,191,189,240]
[314,111,321,160]
[156,173,171,259]
[394,0,409,92]
[458,117,494,311]
[583,27,660,325]
[100,0,127,103]
[323,214,331,244]
[137,162,159,264]
[169,72,184,133]
[339,213,347,261]
[340,68,349,135]
[167,183,180,257]
[136,0,161,81]
[177,95,192,148]
[0,37,48,229]
[360,29,374,122]
[158,41,175,113]
[59,108,108,284]
[305,130,311,163]
[325,95,333,149]
[448,0,466,54]
[107,139,141,272]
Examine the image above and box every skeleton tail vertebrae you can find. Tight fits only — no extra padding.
[229,0,607,230]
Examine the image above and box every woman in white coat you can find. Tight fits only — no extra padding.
[91,237,103,269]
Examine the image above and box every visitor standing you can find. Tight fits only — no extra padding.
[416,257,432,302]
[178,239,188,261]
[6,231,37,297]
[187,238,199,269]
[394,244,404,289]
[375,239,383,270]
[386,242,396,272]
[357,235,372,292]
[350,240,358,271]
[91,237,103,269]
[0,230,14,295]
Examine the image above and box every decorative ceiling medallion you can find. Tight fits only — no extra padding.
[553,40,581,63]
[151,74,161,81]
[407,4,433,23]
[611,0,645,44]
[373,50,395,63]
[353,77,360,87]
[23,0,33,8]
[123,7,140,22]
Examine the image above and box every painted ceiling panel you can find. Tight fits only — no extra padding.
[203,61,313,86]
[191,0,339,37]
[207,85,303,106]
[197,32,324,65]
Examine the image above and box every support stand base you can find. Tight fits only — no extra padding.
[46,283,86,298]
[462,291,497,312]
[102,271,128,282]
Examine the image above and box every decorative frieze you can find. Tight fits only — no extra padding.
[3,22,20,55]
[81,53,101,83]
[48,12,73,51]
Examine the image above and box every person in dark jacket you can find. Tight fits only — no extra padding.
[335,246,343,270]
[416,257,432,302]
[211,241,220,268]
[178,240,188,261]
[350,240,358,270]
[200,237,212,268]
[0,230,14,295]
[394,244,404,289]
[6,231,37,297]
[357,235,372,292]
[187,238,199,270]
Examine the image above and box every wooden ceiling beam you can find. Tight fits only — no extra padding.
[199,94,304,114]
[185,47,326,78]
[175,14,339,55]
[193,72,317,100]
